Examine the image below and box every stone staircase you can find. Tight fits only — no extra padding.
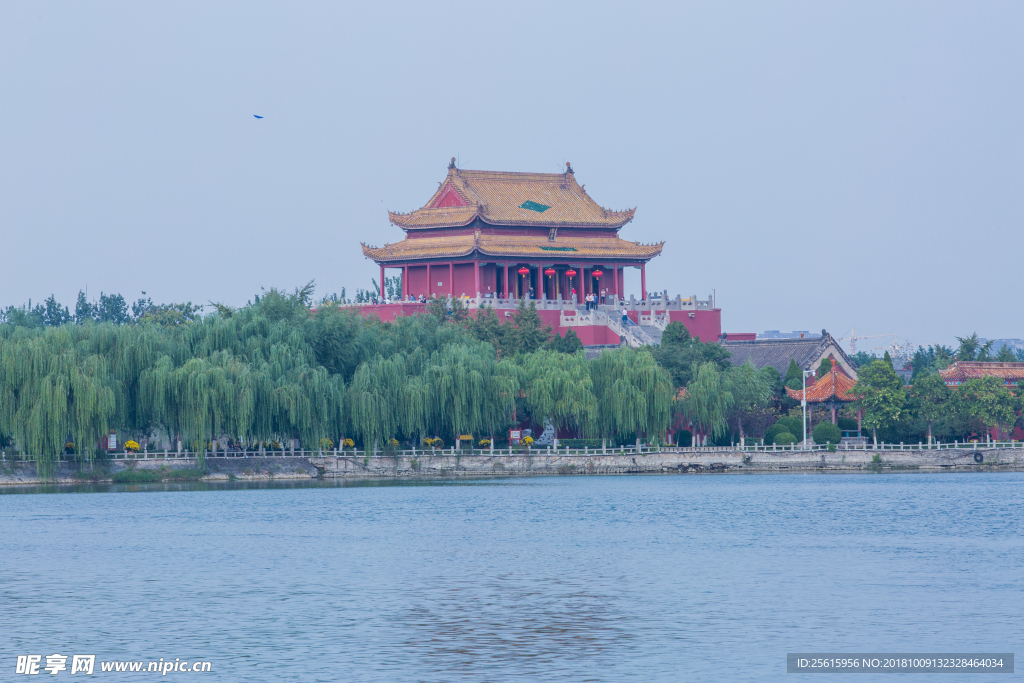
[590,309,664,348]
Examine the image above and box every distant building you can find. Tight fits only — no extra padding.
[721,329,858,380]
[759,330,821,340]
[938,361,1024,387]
[983,338,1024,353]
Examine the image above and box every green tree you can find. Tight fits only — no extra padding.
[724,361,772,445]
[680,362,734,443]
[591,348,673,444]
[509,300,551,355]
[908,372,951,445]
[953,376,1017,441]
[661,321,691,347]
[469,305,509,357]
[784,359,804,390]
[850,351,877,368]
[519,349,596,437]
[652,322,731,388]
[812,421,841,445]
[995,345,1017,362]
[955,333,994,361]
[816,357,833,378]
[851,359,907,446]
[548,328,584,354]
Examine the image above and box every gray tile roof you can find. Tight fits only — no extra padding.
[721,330,857,379]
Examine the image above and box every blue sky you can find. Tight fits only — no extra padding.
[1,1,1021,349]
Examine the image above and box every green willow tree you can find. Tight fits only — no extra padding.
[518,349,597,437]
[680,362,734,444]
[591,348,673,445]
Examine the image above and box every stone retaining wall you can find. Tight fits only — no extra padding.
[2,449,1021,486]
[311,447,1024,478]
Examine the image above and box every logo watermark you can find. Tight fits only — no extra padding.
[15,655,212,675]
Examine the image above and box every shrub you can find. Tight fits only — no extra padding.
[774,432,797,446]
[478,439,491,448]
[557,439,602,449]
[522,436,534,446]
[837,417,858,431]
[777,416,803,436]
[813,422,842,445]
[423,438,443,448]
[341,438,354,448]
[124,440,140,453]
[319,438,334,450]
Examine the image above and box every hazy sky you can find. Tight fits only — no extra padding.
[2,2,1021,350]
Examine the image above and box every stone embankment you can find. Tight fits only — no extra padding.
[2,448,1022,486]
[310,447,1024,478]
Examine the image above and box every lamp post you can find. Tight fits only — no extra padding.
[802,369,813,449]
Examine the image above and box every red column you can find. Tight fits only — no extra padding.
[402,265,408,300]
[474,261,480,298]
[641,264,646,301]
[448,263,454,298]
[613,266,619,300]
[380,265,385,300]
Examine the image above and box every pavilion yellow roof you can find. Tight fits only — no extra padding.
[785,367,858,403]
[388,166,636,229]
[362,233,664,263]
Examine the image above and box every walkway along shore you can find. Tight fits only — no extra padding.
[2,446,1022,485]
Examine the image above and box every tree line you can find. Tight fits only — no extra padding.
[0,285,672,476]
[669,329,1024,447]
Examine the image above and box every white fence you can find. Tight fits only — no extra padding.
[4,440,1020,464]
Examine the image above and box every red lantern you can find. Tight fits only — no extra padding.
[518,267,530,275]
[544,268,556,276]
[591,270,603,277]
[565,269,577,278]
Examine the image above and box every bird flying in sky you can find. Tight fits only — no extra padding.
[253,115,263,119]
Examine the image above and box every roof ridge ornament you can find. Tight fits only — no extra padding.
[565,162,574,175]
[449,157,456,170]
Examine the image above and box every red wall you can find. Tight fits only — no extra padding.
[453,263,475,297]
[349,305,719,344]
[668,309,722,343]
[480,265,498,295]
[428,264,450,297]
[348,303,617,345]
[407,266,428,297]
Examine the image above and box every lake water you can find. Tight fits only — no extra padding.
[1,472,1021,682]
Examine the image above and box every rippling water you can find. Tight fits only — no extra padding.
[2,472,1021,681]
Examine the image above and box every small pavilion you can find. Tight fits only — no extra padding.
[785,361,859,426]
[362,160,664,301]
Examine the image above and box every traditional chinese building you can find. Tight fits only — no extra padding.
[362,160,664,302]
[785,361,859,425]
[721,330,858,380]
[938,361,1024,387]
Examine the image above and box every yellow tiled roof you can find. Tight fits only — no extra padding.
[388,168,635,229]
[362,233,664,263]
